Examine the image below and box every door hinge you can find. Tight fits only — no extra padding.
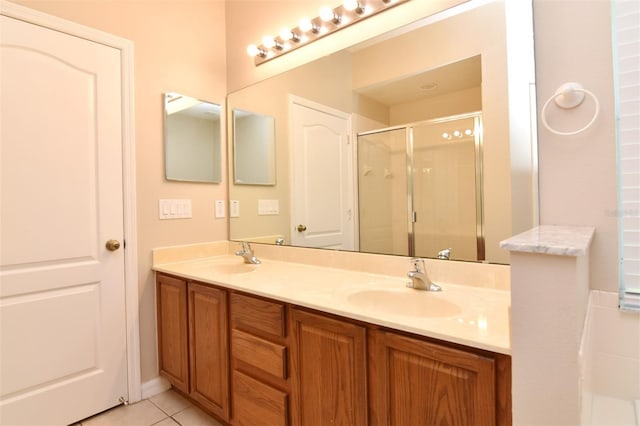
[412,211,417,223]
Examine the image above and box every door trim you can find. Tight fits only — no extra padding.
[0,0,141,403]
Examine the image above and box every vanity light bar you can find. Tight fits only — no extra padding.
[247,0,410,66]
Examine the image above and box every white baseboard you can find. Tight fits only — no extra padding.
[141,376,171,400]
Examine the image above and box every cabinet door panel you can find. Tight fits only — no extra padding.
[156,274,189,393]
[370,330,495,426]
[289,309,367,426]
[188,282,229,421]
[233,370,288,426]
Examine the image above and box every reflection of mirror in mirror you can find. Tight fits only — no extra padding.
[233,109,276,185]
[164,92,222,183]
[227,1,536,265]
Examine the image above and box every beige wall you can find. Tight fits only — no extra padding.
[14,0,229,382]
[225,0,467,92]
[533,0,618,292]
[389,87,482,124]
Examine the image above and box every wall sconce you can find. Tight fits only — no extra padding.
[247,0,409,66]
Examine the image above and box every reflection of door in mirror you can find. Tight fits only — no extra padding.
[291,97,354,250]
[232,109,276,185]
[164,92,222,183]
[357,114,483,262]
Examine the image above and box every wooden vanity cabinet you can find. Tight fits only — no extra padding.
[156,274,189,394]
[289,308,368,426]
[156,274,229,423]
[229,293,289,426]
[188,282,229,421]
[157,273,511,426]
[368,329,510,426]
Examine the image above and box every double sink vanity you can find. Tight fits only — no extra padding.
[153,241,512,425]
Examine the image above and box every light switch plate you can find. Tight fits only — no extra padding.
[159,199,192,219]
[215,200,225,218]
[230,200,240,218]
[258,199,279,215]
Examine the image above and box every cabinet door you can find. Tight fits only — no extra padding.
[369,330,496,426]
[289,308,367,426]
[156,274,189,393]
[188,282,229,421]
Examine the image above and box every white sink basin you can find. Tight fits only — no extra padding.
[210,260,258,274]
[346,288,461,318]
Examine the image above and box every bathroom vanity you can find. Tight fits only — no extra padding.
[153,245,512,425]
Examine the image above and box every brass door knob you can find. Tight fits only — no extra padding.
[297,224,307,232]
[106,239,121,251]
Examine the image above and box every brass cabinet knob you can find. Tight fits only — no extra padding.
[297,224,307,232]
[106,239,121,251]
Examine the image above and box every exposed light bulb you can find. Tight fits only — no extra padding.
[453,130,462,138]
[279,27,300,42]
[279,28,292,40]
[320,6,340,23]
[442,132,450,140]
[464,129,473,136]
[344,0,358,10]
[262,35,276,49]
[299,17,312,32]
[344,0,364,13]
[246,44,263,57]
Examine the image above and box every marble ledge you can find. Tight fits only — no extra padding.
[499,225,595,257]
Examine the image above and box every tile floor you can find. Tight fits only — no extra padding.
[77,389,223,426]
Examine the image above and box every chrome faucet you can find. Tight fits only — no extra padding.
[437,248,452,260]
[235,242,261,264]
[406,258,441,291]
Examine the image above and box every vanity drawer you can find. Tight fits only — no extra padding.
[232,370,288,426]
[230,293,285,337]
[232,329,287,379]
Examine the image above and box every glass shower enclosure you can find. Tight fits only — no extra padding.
[357,112,484,262]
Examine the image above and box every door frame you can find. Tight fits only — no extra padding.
[0,0,141,403]
[288,94,356,250]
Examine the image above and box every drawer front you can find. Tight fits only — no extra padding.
[230,293,285,337]
[233,370,288,426]
[232,329,287,379]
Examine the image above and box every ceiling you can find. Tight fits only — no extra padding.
[354,55,481,106]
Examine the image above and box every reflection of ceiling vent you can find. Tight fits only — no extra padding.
[419,82,438,92]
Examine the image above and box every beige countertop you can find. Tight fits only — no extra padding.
[153,251,511,355]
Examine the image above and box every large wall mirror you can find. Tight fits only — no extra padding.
[227,0,537,264]
[232,108,276,185]
[164,92,222,183]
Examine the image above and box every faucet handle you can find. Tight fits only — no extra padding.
[410,257,425,272]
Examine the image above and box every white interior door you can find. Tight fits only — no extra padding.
[291,98,354,250]
[0,14,128,425]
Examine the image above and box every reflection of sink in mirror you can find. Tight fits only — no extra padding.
[346,289,461,318]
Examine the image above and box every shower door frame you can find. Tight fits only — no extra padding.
[356,111,485,260]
